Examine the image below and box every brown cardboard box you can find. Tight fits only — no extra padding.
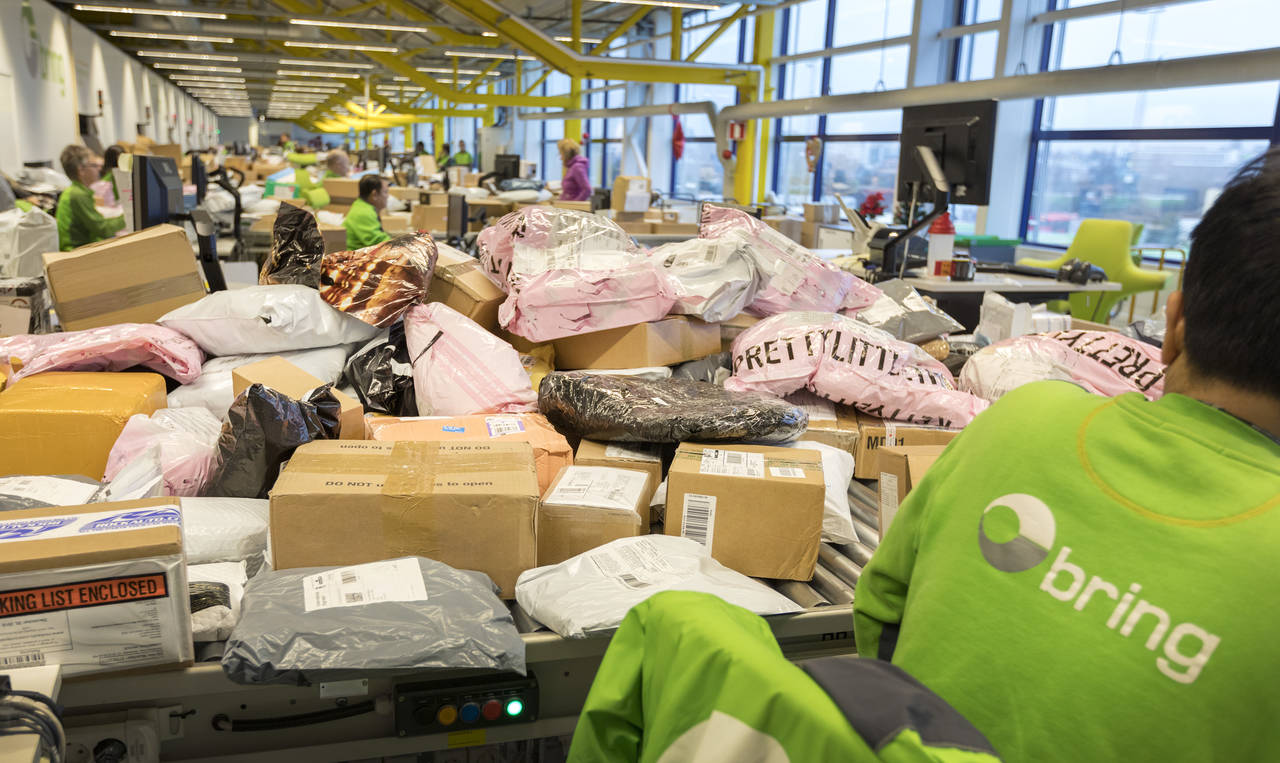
[877,445,947,536]
[382,211,412,234]
[618,221,654,235]
[643,207,663,223]
[42,224,206,331]
[232,356,364,440]
[720,312,761,352]
[792,393,859,458]
[803,202,837,224]
[428,244,505,332]
[0,372,166,479]
[468,198,514,221]
[614,211,647,223]
[270,440,538,597]
[763,215,804,244]
[321,203,352,216]
[552,316,720,370]
[552,200,592,212]
[611,176,651,212]
[538,465,647,566]
[250,213,346,254]
[801,220,821,248]
[150,143,183,163]
[389,186,424,202]
[651,223,699,236]
[461,172,481,188]
[666,443,824,580]
[224,155,249,173]
[323,177,360,203]
[661,209,680,223]
[1071,317,1114,332]
[0,497,193,677]
[252,160,285,179]
[854,413,960,479]
[412,203,448,232]
[573,440,663,523]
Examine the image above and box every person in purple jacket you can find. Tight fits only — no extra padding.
[558,138,592,202]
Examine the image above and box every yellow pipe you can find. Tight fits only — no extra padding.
[738,7,775,204]
[671,9,683,60]
[686,5,750,63]
[566,0,583,140]
[523,69,552,96]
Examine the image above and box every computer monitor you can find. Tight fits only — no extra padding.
[447,195,468,244]
[494,154,521,181]
[896,99,997,207]
[189,153,208,205]
[132,155,183,230]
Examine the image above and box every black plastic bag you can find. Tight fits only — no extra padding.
[202,383,342,499]
[259,203,324,287]
[538,371,808,444]
[498,177,544,192]
[343,324,418,416]
[672,352,732,385]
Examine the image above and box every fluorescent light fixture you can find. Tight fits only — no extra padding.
[181,83,246,90]
[139,50,238,62]
[276,70,361,79]
[277,58,374,70]
[283,41,397,53]
[109,30,233,43]
[170,75,246,83]
[415,66,497,75]
[152,63,241,73]
[290,18,429,33]
[443,50,537,61]
[271,86,341,94]
[274,80,347,87]
[74,4,226,19]
[589,0,716,7]
[480,31,603,44]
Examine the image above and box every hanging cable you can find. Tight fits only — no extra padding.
[1108,0,1128,65]
[1014,0,1037,75]
[874,0,891,91]
[0,688,66,763]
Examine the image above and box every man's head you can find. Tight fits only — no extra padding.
[359,174,389,211]
[103,144,124,172]
[442,142,451,154]
[326,150,350,177]
[60,145,102,185]
[279,132,291,146]
[1163,148,1280,413]
[458,140,467,151]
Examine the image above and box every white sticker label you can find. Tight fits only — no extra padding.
[788,391,837,422]
[485,416,526,437]
[0,505,181,544]
[699,449,764,479]
[588,538,677,589]
[770,466,806,479]
[302,558,428,612]
[680,493,717,552]
[0,476,100,508]
[879,472,900,531]
[546,467,648,512]
[884,423,898,448]
[604,443,662,463]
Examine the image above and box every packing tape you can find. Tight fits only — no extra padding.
[54,272,205,324]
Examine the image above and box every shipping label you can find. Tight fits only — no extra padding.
[680,493,717,553]
[546,467,648,512]
[303,558,428,612]
[588,538,676,589]
[699,449,764,479]
[485,417,526,437]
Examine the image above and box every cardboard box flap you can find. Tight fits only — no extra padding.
[0,498,183,574]
[276,441,539,496]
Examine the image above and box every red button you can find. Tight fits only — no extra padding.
[482,699,502,721]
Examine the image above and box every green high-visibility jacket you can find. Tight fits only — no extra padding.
[343,197,390,250]
[56,180,125,250]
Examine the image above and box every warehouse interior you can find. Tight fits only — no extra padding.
[0,0,1277,760]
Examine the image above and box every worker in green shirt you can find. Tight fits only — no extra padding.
[55,144,125,251]
[278,132,295,154]
[100,144,124,205]
[855,148,1280,761]
[343,174,391,250]
[322,150,350,180]
[449,139,472,168]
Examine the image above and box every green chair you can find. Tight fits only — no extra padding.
[292,168,330,210]
[1016,219,1173,323]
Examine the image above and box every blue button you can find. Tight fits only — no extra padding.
[459,702,481,723]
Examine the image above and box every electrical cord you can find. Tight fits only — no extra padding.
[0,688,66,763]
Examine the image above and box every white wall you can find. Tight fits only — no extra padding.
[0,0,216,175]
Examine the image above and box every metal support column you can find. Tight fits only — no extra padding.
[566,0,584,142]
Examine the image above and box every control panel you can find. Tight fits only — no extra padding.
[394,673,538,737]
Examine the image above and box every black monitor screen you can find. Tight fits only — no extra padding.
[494,154,521,180]
[132,155,182,230]
[190,155,208,205]
[897,99,997,206]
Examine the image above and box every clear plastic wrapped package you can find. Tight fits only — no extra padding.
[849,278,964,343]
[959,329,1166,403]
[0,323,204,384]
[515,536,800,638]
[342,324,417,416]
[319,232,438,327]
[221,556,525,685]
[498,263,675,342]
[727,311,988,429]
[178,497,270,574]
[403,302,536,415]
[538,371,808,444]
[650,231,765,323]
[168,346,352,418]
[105,407,224,496]
[477,207,637,288]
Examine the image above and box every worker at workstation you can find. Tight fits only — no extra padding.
[415,141,429,156]
[100,144,124,204]
[278,132,295,153]
[344,174,391,250]
[558,138,592,202]
[55,144,125,251]
[323,150,351,179]
[443,140,472,169]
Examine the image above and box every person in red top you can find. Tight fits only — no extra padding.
[558,138,592,202]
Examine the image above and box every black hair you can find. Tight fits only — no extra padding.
[103,144,124,171]
[1183,147,1280,398]
[358,174,386,201]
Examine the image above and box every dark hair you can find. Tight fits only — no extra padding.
[103,144,124,171]
[1183,147,1280,398]
[358,174,385,200]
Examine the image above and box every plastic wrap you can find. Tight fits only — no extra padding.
[0,323,204,384]
[221,556,526,685]
[168,346,352,418]
[672,352,732,386]
[342,325,417,416]
[650,231,765,322]
[477,207,637,288]
[0,206,58,278]
[959,329,1166,403]
[699,206,881,316]
[849,278,964,343]
[178,497,270,574]
[0,475,102,510]
[583,366,673,381]
[782,441,857,544]
[158,285,379,357]
[497,263,675,342]
[104,407,224,497]
[1125,318,1166,348]
[201,383,342,499]
[515,536,800,638]
[189,561,247,642]
[403,303,536,416]
[319,233,438,327]
[538,371,808,444]
[259,202,324,287]
[0,277,51,335]
[727,311,989,429]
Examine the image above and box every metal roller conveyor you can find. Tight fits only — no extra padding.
[818,544,864,590]
[848,480,880,511]
[810,562,856,605]
[852,517,880,549]
[836,541,875,569]
[771,579,831,608]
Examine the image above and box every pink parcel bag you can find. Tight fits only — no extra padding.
[0,323,204,384]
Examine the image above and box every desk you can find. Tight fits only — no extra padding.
[907,274,1121,330]
[0,665,62,763]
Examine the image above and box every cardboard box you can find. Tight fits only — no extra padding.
[614,211,647,223]
[573,440,663,523]
[150,143,183,163]
[0,276,51,336]
[232,356,364,440]
[0,497,193,677]
[611,176,650,211]
[803,203,837,224]
[462,172,481,188]
[552,316,720,370]
[643,208,663,223]
[323,177,360,203]
[720,312,761,352]
[382,211,412,234]
[763,214,804,244]
[468,198,513,218]
[389,186,424,202]
[651,222,699,236]
[1071,317,1114,332]
[802,220,821,248]
[538,465,647,566]
[666,443,824,581]
[250,213,347,254]
[854,413,960,480]
[321,203,351,216]
[0,372,167,479]
[792,393,859,458]
[42,224,205,331]
[877,445,948,535]
[428,244,505,332]
[270,441,538,597]
[365,413,572,494]
[412,203,448,232]
[552,200,592,212]
[618,221,653,236]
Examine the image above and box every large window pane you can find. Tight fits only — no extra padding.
[780,59,822,135]
[962,0,1001,24]
[785,0,829,54]
[605,142,623,187]
[543,142,562,182]
[681,84,737,138]
[775,141,815,209]
[1042,82,1280,130]
[954,30,998,81]
[819,141,900,211]
[1026,139,1269,249]
[685,20,742,64]
[589,148,603,186]
[673,141,724,200]
[827,108,901,135]
[827,45,909,94]
[832,0,913,47]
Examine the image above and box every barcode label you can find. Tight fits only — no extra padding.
[588,538,677,589]
[546,467,648,512]
[303,558,427,612]
[681,493,717,553]
[485,416,526,437]
[699,449,764,478]
[0,652,45,668]
[770,466,806,479]
[617,574,650,589]
[341,571,358,585]
[344,592,364,604]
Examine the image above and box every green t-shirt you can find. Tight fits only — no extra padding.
[343,197,390,250]
[55,180,126,251]
[855,381,1280,762]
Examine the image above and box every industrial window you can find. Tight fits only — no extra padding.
[831,0,913,47]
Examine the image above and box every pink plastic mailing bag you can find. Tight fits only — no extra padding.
[498,263,675,343]
[960,329,1166,403]
[0,323,204,384]
[726,311,988,429]
[404,302,537,416]
[105,407,224,497]
[699,206,881,317]
[477,207,636,290]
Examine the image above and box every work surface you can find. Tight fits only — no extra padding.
[807,250,1122,294]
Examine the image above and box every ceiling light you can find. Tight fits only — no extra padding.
[276,70,360,79]
[556,35,604,44]
[589,0,716,7]
[74,4,226,19]
[181,83,245,90]
[271,86,340,94]
[109,30,233,43]
[274,80,347,88]
[443,50,537,61]
[139,50,238,62]
[284,41,397,53]
[277,58,374,70]
[153,63,241,73]
[170,75,246,83]
[290,18,429,33]
[415,66,497,75]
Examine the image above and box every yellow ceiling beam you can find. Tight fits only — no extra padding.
[588,6,649,55]
[686,5,751,63]
[336,0,382,17]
